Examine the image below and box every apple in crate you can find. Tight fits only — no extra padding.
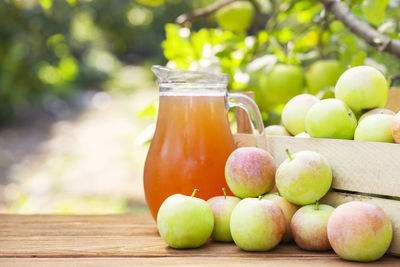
[157,189,214,249]
[392,111,400,143]
[306,99,357,140]
[275,150,332,205]
[230,197,285,251]
[335,66,388,113]
[264,125,291,136]
[354,114,395,143]
[291,203,334,251]
[263,193,299,242]
[207,188,240,242]
[327,201,392,262]
[225,147,276,198]
[281,94,319,135]
[359,108,395,122]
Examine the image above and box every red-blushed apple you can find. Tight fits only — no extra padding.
[359,108,395,122]
[291,203,334,251]
[264,125,291,136]
[354,114,395,143]
[157,189,214,249]
[392,111,400,143]
[275,150,332,205]
[281,94,320,135]
[263,193,300,242]
[230,197,285,251]
[207,188,240,242]
[327,201,393,262]
[225,147,276,198]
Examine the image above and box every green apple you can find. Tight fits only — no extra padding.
[215,2,254,33]
[157,189,214,249]
[225,147,276,198]
[275,150,332,205]
[291,203,335,251]
[359,108,395,122]
[354,114,395,143]
[258,64,304,106]
[263,193,300,243]
[306,60,342,95]
[207,188,240,242]
[392,111,400,143]
[327,201,392,262]
[295,132,310,138]
[306,98,357,139]
[264,125,291,136]
[230,197,285,251]
[335,66,388,113]
[281,94,319,135]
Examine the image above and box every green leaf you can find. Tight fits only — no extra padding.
[362,0,390,26]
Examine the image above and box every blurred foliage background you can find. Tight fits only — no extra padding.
[0,0,399,213]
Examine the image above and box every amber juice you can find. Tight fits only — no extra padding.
[143,91,237,219]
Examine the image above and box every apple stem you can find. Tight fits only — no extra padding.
[286,149,293,161]
[191,189,199,198]
[222,187,227,199]
[315,201,319,210]
[258,195,262,201]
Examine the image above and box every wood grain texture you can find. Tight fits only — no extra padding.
[234,134,400,198]
[386,88,400,113]
[0,213,398,266]
[321,192,400,256]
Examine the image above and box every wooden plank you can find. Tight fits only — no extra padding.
[234,134,400,198]
[0,213,398,266]
[0,214,331,258]
[386,88,400,113]
[321,192,400,256]
[1,256,399,267]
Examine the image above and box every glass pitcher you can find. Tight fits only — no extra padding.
[144,66,264,220]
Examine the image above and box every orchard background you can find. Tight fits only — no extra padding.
[0,0,399,213]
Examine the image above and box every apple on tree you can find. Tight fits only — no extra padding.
[157,189,214,249]
[207,188,240,242]
[306,60,342,95]
[230,197,285,251]
[215,1,254,33]
[275,149,332,206]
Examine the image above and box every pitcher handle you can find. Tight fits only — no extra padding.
[227,93,264,134]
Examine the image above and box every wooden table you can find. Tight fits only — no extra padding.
[0,213,399,266]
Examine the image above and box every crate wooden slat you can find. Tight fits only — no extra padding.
[233,133,400,256]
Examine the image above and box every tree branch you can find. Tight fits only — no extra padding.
[318,0,400,58]
[176,0,244,26]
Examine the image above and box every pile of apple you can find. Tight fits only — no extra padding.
[265,65,400,144]
[156,147,393,262]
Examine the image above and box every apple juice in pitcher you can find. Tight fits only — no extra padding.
[144,66,263,220]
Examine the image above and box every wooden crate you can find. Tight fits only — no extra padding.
[233,88,400,256]
[233,134,400,256]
